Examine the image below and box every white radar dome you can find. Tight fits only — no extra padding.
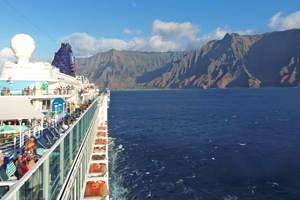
[10,34,35,65]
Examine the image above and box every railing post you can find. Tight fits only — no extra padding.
[43,158,49,200]
[76,123,80,143]
[10,192,17,200]
[60,142,64,185]
[80,163,83,195]
[69,129,73,160]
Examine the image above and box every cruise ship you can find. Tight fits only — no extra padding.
[0,34,110,199]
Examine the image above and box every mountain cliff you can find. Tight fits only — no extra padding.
[76,50,184,89]
[77,29,300,89]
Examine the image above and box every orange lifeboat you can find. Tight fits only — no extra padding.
[95,138,107,145]
[92,155,106,160]
[89,163,107,174]
[84,181,109,197]
[93,146,106,152]
[97,126,106,130]
[97,131,107,137]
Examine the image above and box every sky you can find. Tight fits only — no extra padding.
[0,0,300,60]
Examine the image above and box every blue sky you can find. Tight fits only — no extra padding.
[0,0,300,59]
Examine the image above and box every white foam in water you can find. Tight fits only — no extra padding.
[184,175,196,179]
[147,191,152,198]
[224,195,238,200]
[183,186,194,194]
[109,137,128,200]
[158,166,165,172]
[272,182,279,187]
[176,179,183,184]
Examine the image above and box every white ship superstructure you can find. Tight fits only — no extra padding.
[0,34,110,199]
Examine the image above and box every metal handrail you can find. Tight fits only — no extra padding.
[0,97,99,200]
[0,89,75,96]
[58,98,100,199]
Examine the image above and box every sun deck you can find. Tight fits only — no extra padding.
[0,93,110,200]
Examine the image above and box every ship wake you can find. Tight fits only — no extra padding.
[109,137,128,200]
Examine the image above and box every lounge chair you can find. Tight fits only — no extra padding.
[42,129,55,145]
[36,148,46,156]
[35,136,51,149]
[44,128,58,142]
[6,161,16,178]
[49,128,60,139]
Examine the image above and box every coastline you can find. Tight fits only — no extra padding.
[105,86,300,92]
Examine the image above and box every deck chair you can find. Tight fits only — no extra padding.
[6,161,16,178]
[54,127,61,134]
[42,134,53,146]
[42,130,54,145]
[44,128,57,143]
[36,148,46,156]
[49,128,59,139]
[35,136,51,149]
[35,139,48,149]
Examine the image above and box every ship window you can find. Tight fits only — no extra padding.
[42,100,51,110]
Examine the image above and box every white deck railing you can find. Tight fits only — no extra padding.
[0,96,102,200]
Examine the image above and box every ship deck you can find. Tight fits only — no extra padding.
[0,92,110,200]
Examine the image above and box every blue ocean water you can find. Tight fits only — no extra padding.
[108,88,300,200]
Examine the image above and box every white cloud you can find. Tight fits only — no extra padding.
[98,38,129,51]
[123,28,142,35]
[62,32,183,56]
[151,19,200,39]
[62,33,122,56]
[151,20,253,51]
[0,47,51,63]
[200,27,228,41]
[0,47,15,60]
[197,27,254,43]
[269,12,282,29]
[269,10,300,30]
[236,29,254,35]
[62,20,254,56]
[61,32,98,56]
[127,38,149,51]
[180,27,228,50]
[61,33,147,56]
[149,35,181,52]
[0,47,16,74]
[280,11,300,30]
[185,27,254,50]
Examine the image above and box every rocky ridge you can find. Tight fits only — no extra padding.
[77,29,300,89]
